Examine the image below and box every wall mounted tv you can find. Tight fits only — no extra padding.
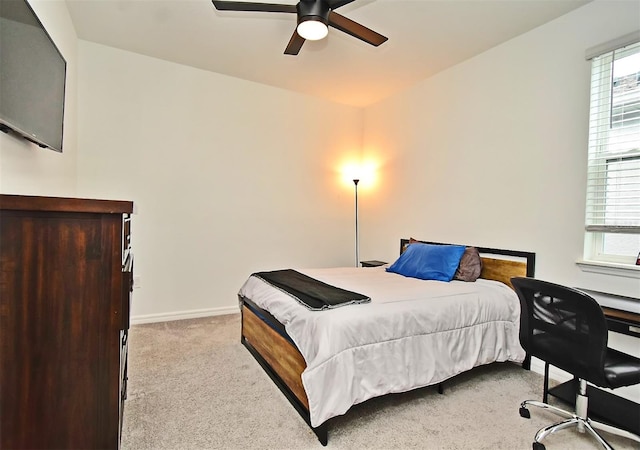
[0,0,67,152]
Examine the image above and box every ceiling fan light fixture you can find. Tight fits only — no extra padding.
[297,17,328,40]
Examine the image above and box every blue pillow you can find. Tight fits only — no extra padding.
[386,243,466,282]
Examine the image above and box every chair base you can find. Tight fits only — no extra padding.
[519,380,640,450]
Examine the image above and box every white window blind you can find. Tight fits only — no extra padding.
[585,41,640,235]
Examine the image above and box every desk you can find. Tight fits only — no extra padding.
[601,306,640,338]
[547,303,640,435]
[577,288,640,337]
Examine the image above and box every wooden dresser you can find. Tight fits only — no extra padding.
[0,194,133,449]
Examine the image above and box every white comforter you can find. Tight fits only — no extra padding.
[238,266,525,427]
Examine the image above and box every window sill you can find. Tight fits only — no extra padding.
[576,259,640,279]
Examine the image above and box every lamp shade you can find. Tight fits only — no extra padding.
[297,18,328,41]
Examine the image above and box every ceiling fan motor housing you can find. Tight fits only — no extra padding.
[297,0,330,26]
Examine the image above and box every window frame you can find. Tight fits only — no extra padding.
[583,38,640,266]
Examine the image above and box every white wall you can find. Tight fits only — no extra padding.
[361,0,640,298]
[0,0,78,196]
[75,41,364,322]
[361,0,640,400]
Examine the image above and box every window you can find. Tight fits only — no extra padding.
[584,39,640,265]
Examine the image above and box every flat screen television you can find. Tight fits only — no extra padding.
[0,0,66,152]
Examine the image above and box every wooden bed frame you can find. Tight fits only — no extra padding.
[239,239,536,445]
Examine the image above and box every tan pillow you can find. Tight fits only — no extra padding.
[454,247,482,282]
[401,237,421,254]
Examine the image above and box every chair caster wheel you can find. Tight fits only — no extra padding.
[533,442,545,450]
[519,407,530,419]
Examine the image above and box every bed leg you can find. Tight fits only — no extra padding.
[437,383,444,394]
[313,424,328,446]
[522,353,531,370]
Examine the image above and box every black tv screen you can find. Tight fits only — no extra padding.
[0,0,66,152]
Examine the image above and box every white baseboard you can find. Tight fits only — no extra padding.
[131,305,240,325]
[529,357,572,384]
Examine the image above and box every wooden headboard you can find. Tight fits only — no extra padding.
[399,239,536,289]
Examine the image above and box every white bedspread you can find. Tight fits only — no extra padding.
[238,266,526,427]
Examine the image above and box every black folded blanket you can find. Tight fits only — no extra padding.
[252,269,371,311]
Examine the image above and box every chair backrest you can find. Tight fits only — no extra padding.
[511,277,609,386]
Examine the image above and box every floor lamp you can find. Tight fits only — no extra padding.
[353,179,359,267]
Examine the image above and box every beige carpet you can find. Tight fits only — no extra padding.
[121,315,638,450]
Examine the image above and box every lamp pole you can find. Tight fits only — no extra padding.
[353,179,359,267]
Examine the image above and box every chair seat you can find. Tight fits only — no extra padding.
[604,347,640,389]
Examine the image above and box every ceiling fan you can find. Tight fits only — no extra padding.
[211,0,388,55]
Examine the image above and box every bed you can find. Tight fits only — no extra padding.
[237,239,536,445]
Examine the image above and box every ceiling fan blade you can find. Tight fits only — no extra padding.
[284,30,305,55]
[327,0,357,10]
[212,1,296,13]
[328,10,387,47]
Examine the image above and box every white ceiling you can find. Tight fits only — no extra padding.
[65,0,591,107]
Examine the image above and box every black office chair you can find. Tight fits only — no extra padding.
[511,277,640,450]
